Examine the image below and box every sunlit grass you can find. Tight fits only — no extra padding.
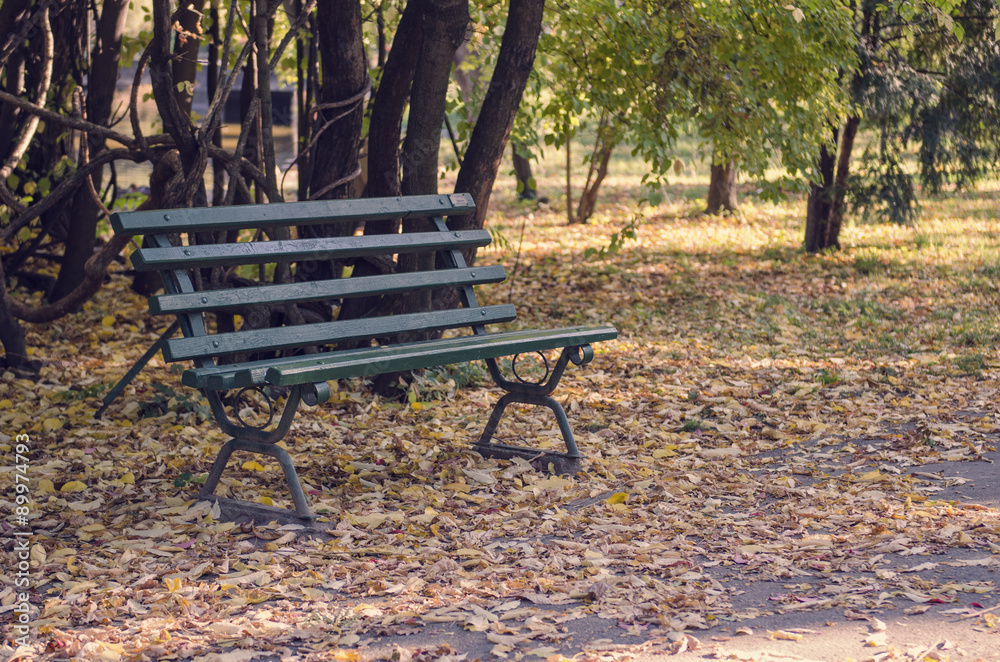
[475,132,999,385]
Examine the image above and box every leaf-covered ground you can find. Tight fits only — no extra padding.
[1,179,999,661]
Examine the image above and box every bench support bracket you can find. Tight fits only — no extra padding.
[95,320,180,419]
[473,345,593,473]
[199,384,316,518]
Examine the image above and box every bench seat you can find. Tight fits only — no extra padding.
[183,325,616,390]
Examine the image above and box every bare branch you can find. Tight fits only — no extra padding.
[0,147,157,242]
[0,6,53,184]
[0,89,138,150]
[8,233,133,324]
[130,47,152,151]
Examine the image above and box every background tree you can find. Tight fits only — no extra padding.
[527,0,854,224]
[803,0,992,253]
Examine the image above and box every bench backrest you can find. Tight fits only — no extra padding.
[111,193,512,369]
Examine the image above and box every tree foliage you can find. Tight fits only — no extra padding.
[518,0,855,223]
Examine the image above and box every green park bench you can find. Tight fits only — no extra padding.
[106,193,617,517]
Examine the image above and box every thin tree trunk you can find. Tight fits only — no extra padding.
[363,0,425,228]
[150,0,197,159]
[295,1,317,202]
[256,0,279,201]
[400,0,468,198]
[565,131,572,224]
[804,128,839,253]
[309,0,367,202]
[512,141,536,200]
[297,0,368,283]
[826,116,860,248]
[0,255,29,370]
[574,136,613,223]
[208,0,225,205]
[0,0,33,156]
[50,0,129,302]
[171,1,204,119]
[572,113,614,223]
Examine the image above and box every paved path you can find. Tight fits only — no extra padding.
[218,440,1000,662]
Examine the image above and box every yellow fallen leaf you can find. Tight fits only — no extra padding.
[242,460,266,471]
[38,478,55,493]
[42,418,63,432]
[257,496,274,506]
[534,477,572,490]
[856,470,883,483]
[607,492,628,505]
[768,630,803,641]
[163,577,183,592]
[119,472,135,485]
[652,447,677,458]
[101,315,116,327]
[60,480,87,493]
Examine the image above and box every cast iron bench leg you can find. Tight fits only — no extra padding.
[200,438,314,518]
[477,392,579,457]
[472,345,593,473]
[198,385,316,518]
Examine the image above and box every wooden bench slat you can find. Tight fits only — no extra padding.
[111,193,475,235]
[263,325,620,386]
[164,304,518,362]
[130,230,492,271]
[150,265,507,316]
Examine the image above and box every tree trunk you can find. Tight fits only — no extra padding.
[208,0,225,205]
[565,132,572,224]
[50,0,129,303]
[150,0,198,161]
[574,140,613,223]
[572,114,614,224]
[805,119,857,253]
[826,116,860,248]
[804,130,838,253]
[297,0,368,282]
[397,0,468,315]
[364,0,424,213]
[172,1,204,119]
[400,0,468,198]
[0,0,33,156]
[0,255,29,371]
[295,0,317,202]
[450,0,545,252]
[309,0,367,201]
[512,141,536,200]
[705,158,737,215]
